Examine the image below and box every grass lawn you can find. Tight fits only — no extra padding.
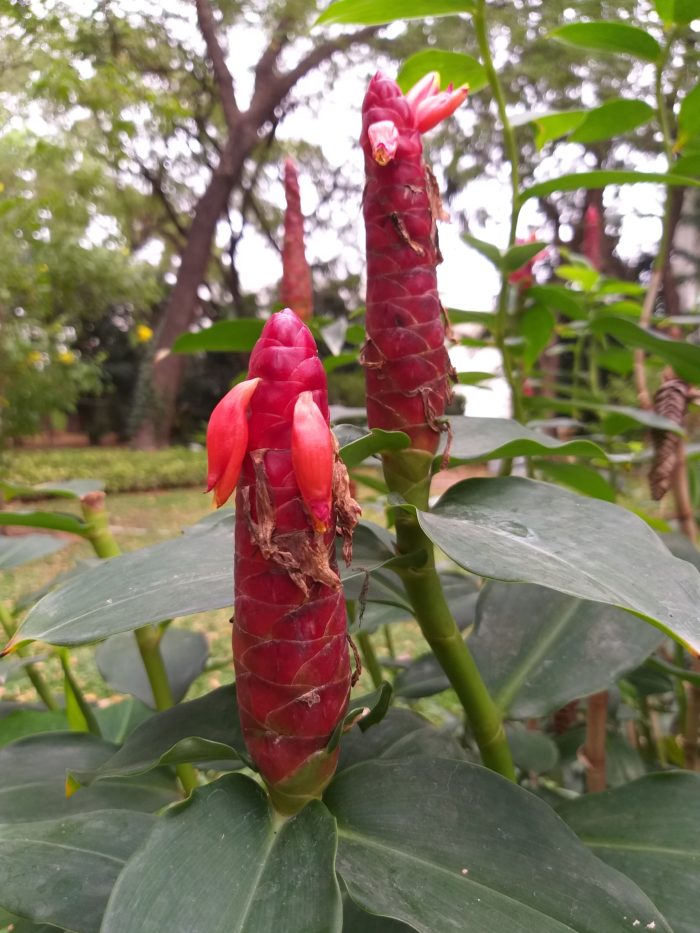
[1,482,457,720]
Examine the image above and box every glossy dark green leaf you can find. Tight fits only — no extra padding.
[326,758,669,932]
[342,895,414,932]
[96,628,209,708]
[102,775,342,933]
[393,651,450,699]
[442,416,605,464]
[590,315,700,384]
[0,534,69,571]
[570,99,654,144]
[0,653,50,686]
[534,460,617,502]
[560,772,700,933]
[338,708,466,772]
[316,0,474,26]
[0,732,179,822]
[0,511,87,536]
[397,50,486,95]
[550,21,661,61]
[471,582,663,716]
[9,516,235,648]
[338,428,410,468]
[73,686,243,786]
[0,810,154,933]
[95,698,153,744]
[505,724,559,774]
[418,476,700,652]
[520,170,699,205]
[172,319,265,353]
[0,708,68,748]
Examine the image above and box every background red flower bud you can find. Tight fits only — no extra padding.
[281,158,314,322]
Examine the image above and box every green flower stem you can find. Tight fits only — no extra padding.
[389,495,514,781]
[474,0,523,429]
[59,647,102,736]
[356,631,383,689]
[0,602,58,710]
[79,492,198,795]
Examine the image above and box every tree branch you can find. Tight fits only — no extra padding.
[195,0,240,132]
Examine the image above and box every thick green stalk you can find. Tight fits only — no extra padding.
[356,631,383,689]
[474,0,523,428]
[0,602,58,710]
[392,506,515,780]
[79,492,198,795]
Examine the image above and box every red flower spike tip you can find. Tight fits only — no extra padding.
[413,82,469,133]
[404,71,440,109]
[213,308,360,814]
[292,391,334,533]
[583,204,602,272]
[368,119,399,166]
[206,377,260,507]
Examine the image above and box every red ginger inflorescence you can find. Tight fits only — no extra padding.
[281,158,314,322]
[206,309,360,814]
[361,71,467,455]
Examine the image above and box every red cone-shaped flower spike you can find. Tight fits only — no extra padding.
[207,308,360,814]
[583,204,602,272]
[292,391,334,533]
[281,158,313,322]
[361,71,465,454]
[206,377,260,507]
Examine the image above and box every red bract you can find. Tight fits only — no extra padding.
[583,204,602,272]
[281,158,313,322]
[361,71,466,454]
[206,308,360,814]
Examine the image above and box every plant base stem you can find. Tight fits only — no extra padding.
[356,631,383,689]
[583,691,608,793]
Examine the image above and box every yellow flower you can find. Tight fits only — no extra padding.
[26,350,43,365]
[57,350,76,365]
[136,324,154,343]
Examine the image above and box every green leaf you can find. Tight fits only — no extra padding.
[534,460,617,501]
[418,476,700,653]
[72,686,244,786]
[528,284,587,320]
[0,810,155,933]
[0,732,179,822]
[397,50,486,95]
[338,707,467,771]
[556,263,600,291]
[462,232,502,267]
[521,170,700,205]
[96,628,208,708]
[519,304,555,372]
[503,239,547,274]
[324,351,360,373]
[559,772,700,933]
[443,416,606,464]
[0,708,68,748]
[510,109,586,149]
[342,896,413,932]
[448,308,497,327]
[677,82,700,150]
[590,315,700,384]
[550,22,662,61]
[505,723,559,774]
[95,698,153,744]
[456,371,496,386]
[8,516,236,649]
[673,0,699,24]
[0,533,69,570]
[326,758,670,932]
[101,775,342,933]
[471,582,663,717]
[338,428,410,469]
[172,319,265,353]
[316,0,474,26]
[570,99,655,144]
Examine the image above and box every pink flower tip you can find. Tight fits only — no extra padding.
[291,391,334,533]
[404,71,440,108]
[368,120,399,166]
[413,81,469,133]
[206,377,260,508]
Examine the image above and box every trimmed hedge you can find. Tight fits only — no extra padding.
[5,447,207,494]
